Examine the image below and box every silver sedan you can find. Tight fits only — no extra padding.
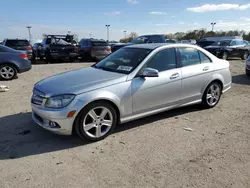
[31,43,232,141]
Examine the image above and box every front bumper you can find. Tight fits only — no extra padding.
[31,99,84,135]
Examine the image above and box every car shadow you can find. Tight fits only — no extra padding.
[232,74,250,85]
[0,105,202,160]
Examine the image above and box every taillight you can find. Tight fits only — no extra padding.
[27,46,32,51]
[91,48,97,51]
[20,53,28,60]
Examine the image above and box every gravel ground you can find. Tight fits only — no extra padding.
[0,60,249,188]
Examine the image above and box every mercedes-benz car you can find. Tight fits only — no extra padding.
[31,43,231,141]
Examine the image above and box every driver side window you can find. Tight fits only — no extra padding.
[144,48,177,72]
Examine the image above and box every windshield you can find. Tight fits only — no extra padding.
[131,36,150,44]
[93,48,152,74]
[211,40,231,46]
[51,38,70,45]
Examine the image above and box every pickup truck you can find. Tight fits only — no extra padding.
[41,35,79,63]
[111,34,166,52]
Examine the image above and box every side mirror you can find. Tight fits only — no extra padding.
[140,68,159,77]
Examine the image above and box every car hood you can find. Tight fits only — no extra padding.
[34,67,127,97]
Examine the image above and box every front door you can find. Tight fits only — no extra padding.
[131,48,182,114]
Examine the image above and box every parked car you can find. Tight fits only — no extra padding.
[79,39,111,61]
[2,39,33,60]
[31,43,231,141]
[41,35,79,63]
[111,34,166,52]
[204,39,250,60]
[32,43,44,60]
[246,55,250,76]
[0,45,31,80]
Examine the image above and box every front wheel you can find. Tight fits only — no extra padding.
[201,82,222,109]
[0,64,17,80]
[75,102,117,141]
[241,51,249,60]
[221,52,228,60]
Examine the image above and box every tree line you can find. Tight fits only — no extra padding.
[119,29,250,43]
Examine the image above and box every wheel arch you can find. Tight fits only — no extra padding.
[72,98,121,134]
[202,76,224,96]
[0,62,19,73]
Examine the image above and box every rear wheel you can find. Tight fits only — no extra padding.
[0,64,17,80]
[201,82,222,109]
[241,51,249,60]
[75,102,117,141]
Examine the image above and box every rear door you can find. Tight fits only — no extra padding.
[177,47,214,103]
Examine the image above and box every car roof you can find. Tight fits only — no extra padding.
[124,43,201,50]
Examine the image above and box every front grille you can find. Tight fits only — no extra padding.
[31,89,45,106]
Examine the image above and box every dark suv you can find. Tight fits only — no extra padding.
[79,39,111,61]
[2,39,33,60]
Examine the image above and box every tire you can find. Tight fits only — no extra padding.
[246,69,250,76]
[0,64,17,80]
[201,82,222,109]
[221,52,228,60]
[241,51,249,60]
[75,102,117,141]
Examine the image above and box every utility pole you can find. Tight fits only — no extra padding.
[124,30,127,39]
[26,26,32,42]
[211,22,216,32]
[89,33,92,38]
[105,25,110,42]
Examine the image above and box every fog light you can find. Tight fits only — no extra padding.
[49,121,60,128]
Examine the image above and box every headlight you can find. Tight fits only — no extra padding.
[45,94,75,108]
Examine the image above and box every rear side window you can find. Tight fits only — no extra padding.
[91,41,108,46]
[178,47,200,67]
[199,51,212,63]
[5,40,29,46]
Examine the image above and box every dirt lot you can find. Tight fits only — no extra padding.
[0,60,249,188]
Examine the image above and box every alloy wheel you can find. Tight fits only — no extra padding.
[0,66,15,79]
[243,51,249,60]
[222,52,228,60]
[83,106,113,138]
[206,84,221,106]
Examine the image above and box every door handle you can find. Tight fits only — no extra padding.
[203,66,210,71]
[170,73,179,79]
